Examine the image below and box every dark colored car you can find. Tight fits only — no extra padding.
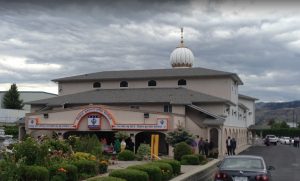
[214,155,275,181]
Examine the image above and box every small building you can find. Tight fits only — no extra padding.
[24,29,257,156]
[0,91,57,126]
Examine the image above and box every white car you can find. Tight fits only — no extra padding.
[265,135,278,145]
[279,137,293,144]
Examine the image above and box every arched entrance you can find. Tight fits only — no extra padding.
[210,128,219,149]
[135,131,168,155]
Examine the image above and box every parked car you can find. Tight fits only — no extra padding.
[279,137,293,144]
[264,135,278,145]
[215,155,275,181]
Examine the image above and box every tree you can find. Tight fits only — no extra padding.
[166,125,194,147]
[271,121,290,129]
[3,83,24,109]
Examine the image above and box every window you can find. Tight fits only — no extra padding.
[93,82,101,88]
[148,80,157,87]
[43,113,49,119]
[130,105,140,109]
[178,79,187,86]
[120,81,128,87]
[164,104,172,113]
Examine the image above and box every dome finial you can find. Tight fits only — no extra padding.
[170,27,194,68]
[180,27,184,47]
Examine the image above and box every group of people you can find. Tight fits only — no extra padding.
[226,136,237,155]
[193,136,214,157]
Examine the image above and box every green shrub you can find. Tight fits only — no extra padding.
[4,125,18,138]
[114,132,129,140]
[72,160,98,179]
[88,176,126,181]
[0,159,20,181]
[109,169,148,181]
[166,125,194,147]
[136,144,151,161]
[155,159,181,175]
[147,162,173,181]
[73,135,102,159]
[180,155,200,165]
[99,161,108,174]
[48,164,78,181]
[117,150,135,161]
[194,154,206,164]
[44,139,70,153]
[13,137,47,165]
[128,164,162,181]
[20,165,49,181]
[72,152,97,161]
[173,142,192,161]
[51,174,66,181]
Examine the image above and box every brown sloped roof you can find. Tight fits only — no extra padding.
[52,67,243,85]
[27,87,233,106]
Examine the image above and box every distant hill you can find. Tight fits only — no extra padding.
[255,101,300,125]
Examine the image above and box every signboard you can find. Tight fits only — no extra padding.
[28,118,76,129]
[28,118,37,127]
[74,107,115,126]
[112,118,168,130]
[88,115,100,129]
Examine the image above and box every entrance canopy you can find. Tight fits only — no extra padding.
[187,104,225,126]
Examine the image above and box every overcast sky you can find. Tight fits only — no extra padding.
[0,0,300,102]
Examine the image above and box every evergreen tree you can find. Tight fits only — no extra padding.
[166,125,194,147]
[3,83,24,109]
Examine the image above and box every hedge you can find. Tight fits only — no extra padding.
[255,128,300,137]
[173,142,192,161]
[20,165,49,181]
[128,164,162,181]
[0,160,20,181]
[98,161,108,174]
[109,169,148,181]
[194,154,207,164]
[49,163,78,181]
[154,159,181,175]
[180,154,200,165]
[72,160,98,179]
[88,176,126,181]
[146,162,173,181]
[117,150,135,161]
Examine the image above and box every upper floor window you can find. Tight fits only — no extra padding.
[164,104,172,113]
[148,80,157,87]
[120,81,128,87]
[178,79,187,86]
[93,82,101,88]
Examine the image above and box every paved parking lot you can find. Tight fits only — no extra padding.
[240,143,300,181]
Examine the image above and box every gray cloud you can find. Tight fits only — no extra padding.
[0,0,300,102]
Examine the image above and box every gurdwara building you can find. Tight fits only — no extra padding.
[23,29,257,156]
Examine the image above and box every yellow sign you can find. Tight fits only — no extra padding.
[151,134,159,160]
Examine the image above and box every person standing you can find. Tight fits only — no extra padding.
[295,136,300,148]
[231,138,237,155]
[226,136,232,155]
[125,137,135,152]
[204,139,209,157]
[195,135,200,154]
[198,137,205,155]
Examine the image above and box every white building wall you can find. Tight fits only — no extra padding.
[238,98,256,127]
[0,109,29,124]
[58,77,235,102]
